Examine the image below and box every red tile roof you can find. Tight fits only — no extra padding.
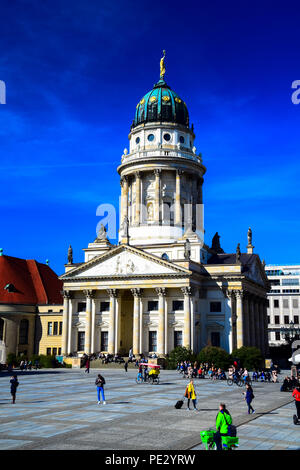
[0,255,63,305]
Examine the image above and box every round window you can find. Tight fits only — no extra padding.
[163,133,171,141]
[179,136,185,144]
[135,137,140,144]
[147,134,155,142]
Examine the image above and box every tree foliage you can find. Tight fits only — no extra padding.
[196,346,231,370]
[166,346,195,369]
[231,346,263,370]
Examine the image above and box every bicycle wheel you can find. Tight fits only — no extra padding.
[227,379,233,386]
[237,380,244,387]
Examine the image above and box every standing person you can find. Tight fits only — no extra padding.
[10,374,19,404]
[85,357,90,374]
[95,373,106,405]
[184,379,198,411]
[124,361,128,373]
[243,383,255,414]
[292,385,300,421]
[213,403,234,450]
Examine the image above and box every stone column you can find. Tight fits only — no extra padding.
[182,287,191,349]
[62,290,70,356]
[67,296,74,354]
[249,296,256,347]
[134,172,141,226]
[190,296,195,352]
[164,295,168,354]
[175,170,182,226]
[139,296,144,354]
[156,287,166,355]
[114,295,120,355]
[131,288,142,355]
[224,289,234,353]
[84,290,94,354]
[154,169,160,224]
[121,176,129,223]
[4,317,19,356]
[243,295,251,346]
[236,290,244,349]
[91,297,97,354]
[107,289,117,354]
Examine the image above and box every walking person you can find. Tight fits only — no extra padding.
[243,383,255,414]
[10,374,19,404]
[85,357,90,374]
[184,379,198,411]
[95,373,106,405]
[124,361,128,373]
[292,385,300,421]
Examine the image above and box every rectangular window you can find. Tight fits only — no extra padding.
[282,278,299,286]
[275,331,281,341]
[77,332,85,351]
[19,320,29,345]
[270,280,280,286]
[211,332,220,347]
[274,299,279,308]
[293,299,299,309]
[174,331,183,348]
[101,331,108,351]
[46,347,51,356]
[284,315,290,324]
[78,302,86,312]
[283,299,289,309]
[172,300,184,311]
[59,322,63,335]
[210,302,222,313]
[149,331,157,352]
[53,347,57,356]
[148,301,158,311]
[274,316,280,325]
[294,315,299,324]
[58,348,61,355]
[53,321,58,335]
[100,301,110,312]
[267,315,270,324]
[47,322,53,335]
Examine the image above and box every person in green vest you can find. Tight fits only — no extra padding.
[214,403,235,450]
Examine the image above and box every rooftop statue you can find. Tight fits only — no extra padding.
[67,245,73,264]
[247,227,252,246]
[160,50,166,80]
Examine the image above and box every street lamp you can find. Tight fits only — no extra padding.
[280,321,300,343]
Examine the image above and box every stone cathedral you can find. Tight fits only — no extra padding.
[60,55,269,359]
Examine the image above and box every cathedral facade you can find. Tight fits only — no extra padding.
[60,58,269,358]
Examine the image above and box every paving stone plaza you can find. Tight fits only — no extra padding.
[0,368,299,451]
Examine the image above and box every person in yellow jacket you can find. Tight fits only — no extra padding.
[185,379,198,411]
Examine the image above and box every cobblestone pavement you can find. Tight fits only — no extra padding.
[0,369,298,450]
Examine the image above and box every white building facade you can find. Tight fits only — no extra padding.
[265,264,300,346]
[60,60,269,358]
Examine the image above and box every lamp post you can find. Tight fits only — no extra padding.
[280,321,300,344]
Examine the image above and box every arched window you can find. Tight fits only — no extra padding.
[19,319,29,345]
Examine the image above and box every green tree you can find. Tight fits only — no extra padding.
[166,346,195,369]
[196,346,231,370]
[231,346,263,370]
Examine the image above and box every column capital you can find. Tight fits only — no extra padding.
[83,289,95,299]
[236,289,244,299]
[134,171,141,180]
[131,288,143,297]
[176,169,184,176]
[107,288,118,298]
[154,168,161,176]
[155,287,166,296]
[222,288,236,299]
[120,175,128,186]
[181,286,192,296]
[62,290,72,299]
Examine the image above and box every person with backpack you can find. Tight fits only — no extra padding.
[95,373,106,405]
[243,383,255,414]
[213,403,235,450]
[10,374,19,404]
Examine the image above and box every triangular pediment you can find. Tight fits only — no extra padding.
[60,245,191,279]
[244,258,268,287]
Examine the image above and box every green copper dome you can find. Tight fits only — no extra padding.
[132,79,189,129]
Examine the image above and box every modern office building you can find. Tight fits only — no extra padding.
[265,264,300,347]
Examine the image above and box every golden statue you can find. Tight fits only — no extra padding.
[160,50,166,79]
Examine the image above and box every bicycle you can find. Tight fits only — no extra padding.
[200,430,239,450]
[227,377,244,387]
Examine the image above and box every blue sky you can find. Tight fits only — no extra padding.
[0,0,299,275]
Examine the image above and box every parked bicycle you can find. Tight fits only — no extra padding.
[200,430,239,450]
